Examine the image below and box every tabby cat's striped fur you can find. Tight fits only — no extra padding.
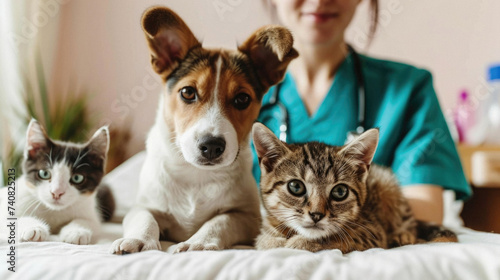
[252,123,456,253]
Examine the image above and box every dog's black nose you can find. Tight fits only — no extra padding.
[309,212,325,223]
[199,136,226,160]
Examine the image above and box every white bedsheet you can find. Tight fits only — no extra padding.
[1,225,500,280]
[2,152,500,280]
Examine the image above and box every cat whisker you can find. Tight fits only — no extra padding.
[73,149,90,169]
[327,224,346,250]
[271,224,288,235]
[24,198,44,215]
[340,219,377,240]
[17,196,35,207]
[21,199,39,216]
[336,223,359,251]
[340,220,379,251]
[75,163,90,170]
[332,224,352,251]
[27,201,44,217]
[273,216,298,237]
[274,217,295,231]
[44,148,54,167]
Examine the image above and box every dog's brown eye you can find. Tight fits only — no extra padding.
[233,93,251,110]
[180,86,197,102]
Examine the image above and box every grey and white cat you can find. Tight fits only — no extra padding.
[0,119,113,245]
[252,123,457,253]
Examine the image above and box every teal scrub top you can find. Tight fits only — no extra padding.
[252,53,472,200]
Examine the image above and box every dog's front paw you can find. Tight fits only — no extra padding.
[60,229,92,245]
[173,241,220,253]
[110,238,161,255]
[20,226,50,242]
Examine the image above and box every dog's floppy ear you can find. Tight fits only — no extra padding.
[238,25,298,93]
[141,6,200,80]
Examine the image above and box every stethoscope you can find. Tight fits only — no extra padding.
[259,44,366,144]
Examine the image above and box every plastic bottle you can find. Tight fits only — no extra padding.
[484,64,500,145]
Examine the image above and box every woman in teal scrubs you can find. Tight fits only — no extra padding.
[253,0,471,224]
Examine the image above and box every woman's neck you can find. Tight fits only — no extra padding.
[289,40,348,115]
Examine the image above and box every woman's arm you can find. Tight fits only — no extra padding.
[402,184,444,224]
[390,69,470,221]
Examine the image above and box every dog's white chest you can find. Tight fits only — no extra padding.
[138,150,241,241]
[160,179,236,240]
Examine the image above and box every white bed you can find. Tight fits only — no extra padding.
[2,153,500,280]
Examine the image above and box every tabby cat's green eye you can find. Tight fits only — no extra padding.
[331,184,349,201]
[287,180,306,196]
[71,174,85,184]
[38,170,51,180]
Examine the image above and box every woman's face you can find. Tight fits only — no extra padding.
[272,0,361,46]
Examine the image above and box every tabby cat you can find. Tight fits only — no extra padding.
[0,119,114,244]
[252,123,456,253]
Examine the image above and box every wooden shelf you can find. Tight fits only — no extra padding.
[457,144,500,233]
[457,144,500,184]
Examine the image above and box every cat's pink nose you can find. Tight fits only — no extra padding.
[51,191,65,200]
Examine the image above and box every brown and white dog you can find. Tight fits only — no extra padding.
[110,6,297,253]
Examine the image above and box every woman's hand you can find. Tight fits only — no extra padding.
[402,185,444,224]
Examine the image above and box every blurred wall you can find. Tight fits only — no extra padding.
[42,0,499,157]
[347,0,500,121]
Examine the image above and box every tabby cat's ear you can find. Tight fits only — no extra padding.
[87,126,110,159]
[339,128,379,167]
[252,123,289,174]
[25,119,50,159]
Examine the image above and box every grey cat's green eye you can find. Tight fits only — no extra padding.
[38,170,51,180]
[71,174,85,184]
[331,184,349,201]
[287,180,306,196]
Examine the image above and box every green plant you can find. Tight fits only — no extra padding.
[24,53,94,142]
[0,135,24,186]
[1,53,95,185]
